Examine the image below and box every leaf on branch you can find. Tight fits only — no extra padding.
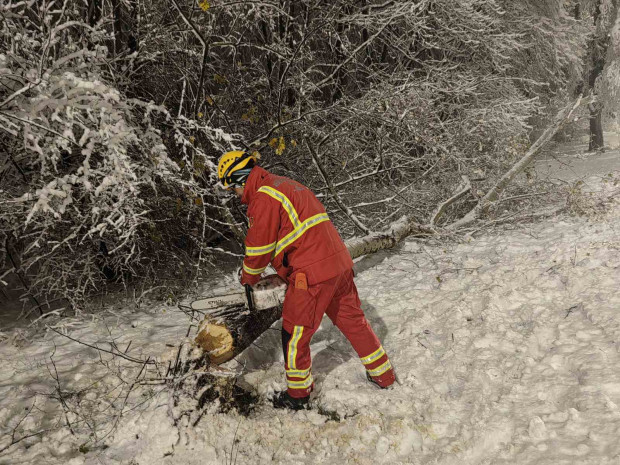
[198,0,210,12]
[269,136,285,155]
[213,74,227,85]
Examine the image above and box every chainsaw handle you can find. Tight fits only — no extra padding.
[244,284,255,312]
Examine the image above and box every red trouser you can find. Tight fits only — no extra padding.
[281,269,395,398]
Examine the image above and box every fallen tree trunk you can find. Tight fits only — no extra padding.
[345,217,435,259]
[194,304,282,364]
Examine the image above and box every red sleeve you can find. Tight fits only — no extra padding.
[240,194,280,286]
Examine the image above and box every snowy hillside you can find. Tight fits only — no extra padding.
[2,164,620,464]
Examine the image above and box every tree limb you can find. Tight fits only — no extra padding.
[306,140,370,234]
[430,175,471,227]
[448,96,589,230]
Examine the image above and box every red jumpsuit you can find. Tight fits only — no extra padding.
[240,166,395,397]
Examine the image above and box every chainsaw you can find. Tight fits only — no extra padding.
[190,274,287,313]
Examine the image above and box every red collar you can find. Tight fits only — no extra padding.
[240,166,270,205]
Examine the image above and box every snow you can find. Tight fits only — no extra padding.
[1,148,620,464]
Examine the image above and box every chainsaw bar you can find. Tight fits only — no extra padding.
[191,283,287,312]
[190,292,246,311]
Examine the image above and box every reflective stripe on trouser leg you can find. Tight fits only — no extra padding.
[286,372,313,390]
[287,326,304,370]
[282,324,314,398]
[360,345,386,366]
[367,359,392,377]
[361,346,395,387]
[322,270,395,388]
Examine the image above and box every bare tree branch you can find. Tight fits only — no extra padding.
[306,140,370,234]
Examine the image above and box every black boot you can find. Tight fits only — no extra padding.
[272,391,310,411]
[366,371,395,390]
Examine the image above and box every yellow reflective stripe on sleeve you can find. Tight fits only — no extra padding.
[361,346,385,365]
[366,360,392,377]
[287,326,304,370]
[246,242,277,257]
[258,186,300,228]
[286,367,311,378]
[274,213,330,257]
[287,374,314,389]
[243,263,267,275]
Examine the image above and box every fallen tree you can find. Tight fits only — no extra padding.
[448,96,588,230]
[191,95,589,367]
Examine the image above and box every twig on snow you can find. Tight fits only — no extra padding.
[0,398,51,454]
[46,326,155,365]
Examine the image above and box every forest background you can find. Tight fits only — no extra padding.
[1,0,619,315]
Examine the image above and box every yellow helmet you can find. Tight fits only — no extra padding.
[217,151,257,188]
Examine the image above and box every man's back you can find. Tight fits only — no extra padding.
[240,166,353,286]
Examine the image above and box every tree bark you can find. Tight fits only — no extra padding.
[589,105,604,151]
[585,0,619,150]
[111,0,138,55]
[195,305,283,364]
[430,176,471,227]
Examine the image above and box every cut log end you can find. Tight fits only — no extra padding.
[195,320,235,364]
[193,304,283,365]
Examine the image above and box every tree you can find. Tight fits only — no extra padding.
[0,0,241,312]
[580,0,619,151]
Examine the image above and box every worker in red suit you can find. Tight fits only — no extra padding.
[218,151,396,410]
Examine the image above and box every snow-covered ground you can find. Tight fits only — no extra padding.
[1,147,620,464]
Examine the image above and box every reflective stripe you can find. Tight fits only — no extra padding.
[361,346,385,365]
[287,374,313,389]
[274,213,330,257]
[258,186,300,228]
[287,326,303,370]
[367,360,392,377]
[257,186,331,258]
[243,263,267,275]
[246,242,277,257]
[286,367,311,378]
